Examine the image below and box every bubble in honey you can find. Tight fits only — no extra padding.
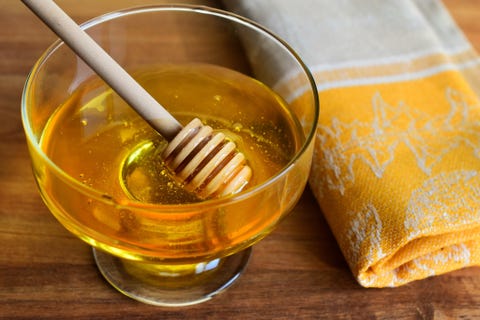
[232,122,243,132]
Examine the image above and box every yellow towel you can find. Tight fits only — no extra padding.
[225,0,480,287]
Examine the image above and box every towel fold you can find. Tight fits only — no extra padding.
[225,0,480,287]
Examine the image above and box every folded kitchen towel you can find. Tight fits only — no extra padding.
[224,0,480,287]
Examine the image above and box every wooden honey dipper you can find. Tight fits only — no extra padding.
[22,0,252,199]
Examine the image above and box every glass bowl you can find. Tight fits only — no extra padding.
[21,5,318,307]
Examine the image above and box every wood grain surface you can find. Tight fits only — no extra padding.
[1,1,479,319]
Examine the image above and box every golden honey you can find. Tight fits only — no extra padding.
[38,64,304,262]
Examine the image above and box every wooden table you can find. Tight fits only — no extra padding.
[1,1,479,318]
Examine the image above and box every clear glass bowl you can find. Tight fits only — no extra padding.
[22,5,318,307]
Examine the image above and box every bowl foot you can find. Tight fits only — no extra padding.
[92,247,251,307]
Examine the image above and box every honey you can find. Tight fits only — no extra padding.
[38,63,305,262]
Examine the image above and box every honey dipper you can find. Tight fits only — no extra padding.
[22,0,252,199]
